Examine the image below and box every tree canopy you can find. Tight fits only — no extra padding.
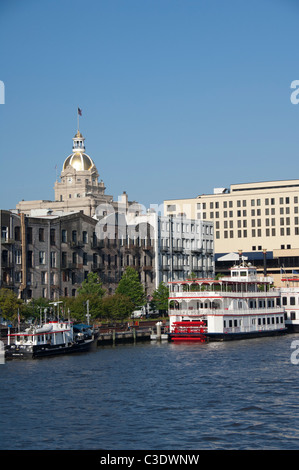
[78,272,105,297]
[0,269,152,326]
[102,293,134,321]
[0,288,24,323]
[115,267,145,307]
[150,282,169,315]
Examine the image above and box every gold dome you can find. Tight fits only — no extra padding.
[63,152,94,171]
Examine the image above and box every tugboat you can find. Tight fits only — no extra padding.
[5,320,96,359]
[168,263,287,341]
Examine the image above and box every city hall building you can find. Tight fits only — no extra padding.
[0,126,213,300]
[16,129,140,217]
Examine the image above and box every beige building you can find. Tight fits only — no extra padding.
[164,180,299,285]
[16,129,139,217]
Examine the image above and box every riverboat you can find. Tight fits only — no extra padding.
[168,263,287,341]
[5,320,95,359]
[280,273,299,333]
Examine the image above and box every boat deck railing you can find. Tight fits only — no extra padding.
[169,307,285,317]
[170,290,280,298]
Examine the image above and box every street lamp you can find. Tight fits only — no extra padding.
[49,301,63,321]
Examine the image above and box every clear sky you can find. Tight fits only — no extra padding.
[1,0,299,212]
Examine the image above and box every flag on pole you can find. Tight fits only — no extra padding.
[78,107,82,116]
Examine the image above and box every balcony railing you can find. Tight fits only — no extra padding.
[1,238,15,244]
[170,290,279,298]
[169,307,285,317]
[69,240,84,248]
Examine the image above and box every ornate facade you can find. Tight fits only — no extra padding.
[0,209,214,301]
[2,125,214,301]
[16,129,139,217]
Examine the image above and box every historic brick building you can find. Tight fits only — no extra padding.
[0,208,214,301]
[1,125,214,301]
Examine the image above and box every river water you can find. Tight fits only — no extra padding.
[1,333,299,450]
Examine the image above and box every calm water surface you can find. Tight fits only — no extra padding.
[1,334,299,450]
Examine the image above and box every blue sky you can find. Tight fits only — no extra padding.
[1,0,299,212]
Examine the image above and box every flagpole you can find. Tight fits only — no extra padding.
[77,107,82,131]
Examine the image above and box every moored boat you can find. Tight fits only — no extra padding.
[280,273,299,333]
[168,263,287,342]
[5,320,96,359]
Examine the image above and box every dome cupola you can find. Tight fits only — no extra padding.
[62,130,95,171]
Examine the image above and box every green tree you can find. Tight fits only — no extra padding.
[116,267,145,307]
[78,272,105,297]
[60,294,103,323]
[24,297,51,322]
[102,293,134,321]
[59,296,84,322]
[150,282,169,315]
[0,288,24,323]
[58,273,106,322]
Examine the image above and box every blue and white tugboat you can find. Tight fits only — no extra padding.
[5,320,95,359]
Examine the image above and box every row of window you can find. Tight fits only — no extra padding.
[4,224,210,248]
[252,244,292,250]
[160,239,213,250]
[215,217,299,230]
[282,296,299,306]
[216,227,299,239]
[161,221,202,233]
[249,299,276,308]
[224,316,284,328]
[201,209,299,220]
[1,225,92,245]
[26,252,153,268]
[12,267,155,299]
[197,196,298,211]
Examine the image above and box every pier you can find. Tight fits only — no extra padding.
[96,320,169,345]
[96,327,151,345]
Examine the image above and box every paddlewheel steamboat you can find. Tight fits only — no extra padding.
[168,263,287,341]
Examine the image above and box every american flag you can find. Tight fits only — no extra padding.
[78,107,82,116]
